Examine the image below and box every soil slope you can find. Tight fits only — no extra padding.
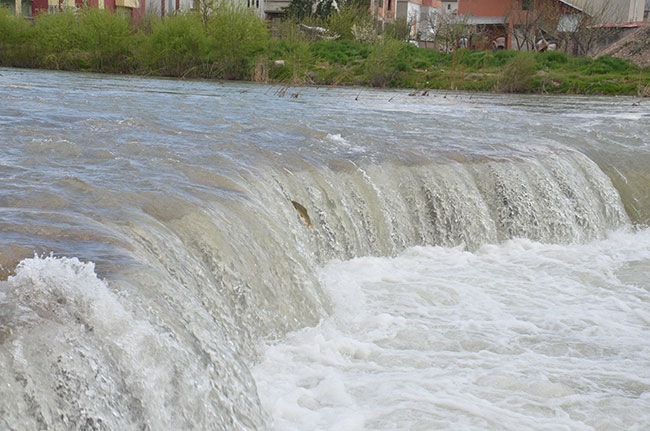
[598,23,650,69]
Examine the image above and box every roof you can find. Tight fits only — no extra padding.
[592,21,646,28]
[556,0,586,13]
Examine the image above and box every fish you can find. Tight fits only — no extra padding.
[291,200,312,228]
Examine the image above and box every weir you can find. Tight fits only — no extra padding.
[0,149,631,430]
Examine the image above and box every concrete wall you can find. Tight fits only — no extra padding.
[556,0,644,22]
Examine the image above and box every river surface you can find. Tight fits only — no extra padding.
[1,67,649,430]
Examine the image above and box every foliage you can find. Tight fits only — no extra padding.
[0,7,35,67]
[309,40,369,65]
[75,8,133,72]
[32,9,82,69]
[364,39,409,87]
[269,39,315,84]
[138,13,208,77]
[0,6,648,96]
[204,3,269,79]
[383,16,412,41]
[582,56,637,75]
[421,10,471,52]
[328,2,373,41]
[284,0,315,19]
[499,52,536,93]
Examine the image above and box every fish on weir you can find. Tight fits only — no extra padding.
[291,201,312,228]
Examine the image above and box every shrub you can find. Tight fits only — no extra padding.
[499,51,536,93]
[33,10,81,70]
[204,4,269,80]
[139,13,208,77]
[76,8,133,72]
[0,7,36,67]
[383,16,411,41]
[327,3,374,41]
[269,39,315,84]
[364,39,406,87]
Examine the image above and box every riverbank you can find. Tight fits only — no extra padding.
[1,7,649,96]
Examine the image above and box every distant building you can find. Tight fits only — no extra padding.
[369,0,442,38]
[454,0,645,50]
[26,0,147,19]
[441,0,456,13]
[2,0,32,16]
[151,0,264,17]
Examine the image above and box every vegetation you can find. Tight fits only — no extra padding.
[0,5,649,96]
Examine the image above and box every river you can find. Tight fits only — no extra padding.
[1,67,649,430]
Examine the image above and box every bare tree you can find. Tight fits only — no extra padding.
[504,0,544,51]
[421,9,471,52]
[567,1,624,56]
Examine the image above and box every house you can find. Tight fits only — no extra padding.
[28,0,146,19]
[153,0,264,17]
[441,0,456,13]
[564,0,645,23]
[456,0,645,50]
[369,0,442,38]
[2,0,31,16]
[148,0,193,16]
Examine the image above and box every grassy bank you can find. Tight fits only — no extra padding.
[1,7,649,96]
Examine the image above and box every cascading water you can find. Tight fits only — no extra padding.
[1,68,649,430]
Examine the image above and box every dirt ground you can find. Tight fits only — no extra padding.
[597,23,650,69]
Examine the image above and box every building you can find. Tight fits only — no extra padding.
[565,0,645,23]
[441,0,456,13]
[454,0,645,50]
[2,0,32,16]
[26,0,146,18]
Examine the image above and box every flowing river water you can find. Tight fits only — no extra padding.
[1,67,649,430]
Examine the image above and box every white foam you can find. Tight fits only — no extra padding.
[1,254,248,430]
[253,229,650,430]
[325,134,366,153]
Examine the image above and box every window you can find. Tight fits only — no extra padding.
[387,0,391,10]
[522,0,533,10]
[447,4,451,9]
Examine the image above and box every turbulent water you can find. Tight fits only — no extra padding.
[0,67,649,430]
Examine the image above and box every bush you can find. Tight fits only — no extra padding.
[33,10,82,70]
[76,8,133,72]
[0,7,36,67]
[139,13,207,77]
[204,4,269,80]
[327,4,374,41]
[364,39,407,87]
[499,52,536,93]
[383,16,411,41]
